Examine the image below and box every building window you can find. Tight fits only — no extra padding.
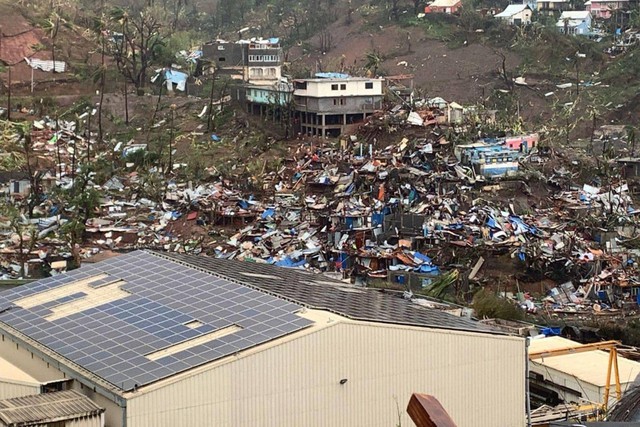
[218,57,226,62]
[295,81,307,90]
[340,84,346,90]
[340,99,346,105]
[268,68,276,76]
[331,84,338,90]
[365,82,373,89]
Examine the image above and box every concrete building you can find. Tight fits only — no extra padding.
[202,37,293,121]
[557,11,593,35]
[536,0,570,13]
[585,0,629,18]
[0,172,30,199]
[294,75,384,137]
[0,250,525,427]
[0,390,105,427]
[495,4,533,25]
[201,38,282,84]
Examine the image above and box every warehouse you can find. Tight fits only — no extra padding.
[529,336,640,407]
[0,250,525,427]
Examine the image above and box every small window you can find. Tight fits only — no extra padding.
[340,99,346,105]
[333,99,337,105]
[331,84,338,90]
[218,57,226,62]
[340,84,346,90]
[365,82,373,89]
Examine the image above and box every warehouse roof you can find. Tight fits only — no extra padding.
[156,251,491,332]
[0,251,495,393]
[495,4,530,18]
[0,251,312,391]
[529,337,640,387]
[0,390,104,426]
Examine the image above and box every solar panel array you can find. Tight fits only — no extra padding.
[162,251,493,332]
[0,251,313,391]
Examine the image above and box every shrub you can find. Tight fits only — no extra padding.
[472,288,524,320]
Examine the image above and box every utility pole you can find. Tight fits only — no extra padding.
[207,69,217,132]
[56,117,62,179]
[168,104,176,174]
[7,67,11,121]
[86,109,91,162]
[124,78,129,124]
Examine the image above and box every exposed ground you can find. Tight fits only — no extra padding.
[289,12,521,103]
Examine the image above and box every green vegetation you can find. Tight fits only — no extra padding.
[472,289,524,321]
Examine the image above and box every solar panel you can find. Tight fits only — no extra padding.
[0,251,313,392]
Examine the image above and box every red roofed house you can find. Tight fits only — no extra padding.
[425,0,463,14]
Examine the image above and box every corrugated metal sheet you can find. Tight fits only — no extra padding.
[0,381,39,401]
[24,58,66,73]
[0,390,104,426]
[127,322,525,427]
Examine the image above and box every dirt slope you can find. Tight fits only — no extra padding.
[288,10,521,104]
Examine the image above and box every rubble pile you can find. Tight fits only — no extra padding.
[1,100,640,321]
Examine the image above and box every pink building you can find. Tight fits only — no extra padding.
[585,0,629,19]
[505,133,539,151]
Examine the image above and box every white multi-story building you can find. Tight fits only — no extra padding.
[293,75,384,137]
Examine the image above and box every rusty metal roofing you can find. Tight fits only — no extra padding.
[0,390,104,426]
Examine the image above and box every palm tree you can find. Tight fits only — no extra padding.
[43,11,61,74]
[364,50,383,77]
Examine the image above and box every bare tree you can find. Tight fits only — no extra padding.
[109,6,167,91]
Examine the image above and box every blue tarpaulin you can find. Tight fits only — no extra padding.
[487,216,498,228]
[541,327,561,336]
[315,72,350,79]
[345,217,355,229]
[416,265,440,274]
[371,213,385,227]
[413,252,432,264]
[274,257,306,268]
[162,69,188,91]
[261,208,275,219]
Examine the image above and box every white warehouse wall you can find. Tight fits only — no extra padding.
[126,321,525,427]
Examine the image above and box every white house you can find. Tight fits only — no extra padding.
[557,11,593,35]
[293,75,384,137]
[0,250,526,427]
[495,4,533,25]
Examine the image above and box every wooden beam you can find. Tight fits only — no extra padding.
[528,340,621,360]
[407,393,458,427]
